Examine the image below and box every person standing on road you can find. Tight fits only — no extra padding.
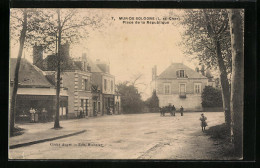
[172,105,176,116]
[200,113,208,132]
[79,106,83,118]
[180,106,184,116]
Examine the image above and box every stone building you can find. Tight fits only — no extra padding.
[151,63,208,111]
[32,44,93,118]
[85,58,116,115]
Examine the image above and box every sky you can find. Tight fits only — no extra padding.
[10,9,202,100]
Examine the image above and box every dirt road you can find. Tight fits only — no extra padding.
[9,112,227,160]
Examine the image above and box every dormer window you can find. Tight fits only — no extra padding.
[176,70,186,78]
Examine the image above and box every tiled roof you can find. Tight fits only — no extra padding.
[10,58,53,87]
[86,57,103,73]
[158,63,207,79]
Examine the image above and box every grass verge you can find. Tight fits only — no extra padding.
[205,124,241,160]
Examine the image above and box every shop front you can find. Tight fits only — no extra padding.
[102,94,114,115]
[15,94,68,123]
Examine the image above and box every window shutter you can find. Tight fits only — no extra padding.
[176,71,179,78]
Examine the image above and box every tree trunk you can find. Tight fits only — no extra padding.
[228,9,244,157]
[203,10,231,129]
[10,10,28,136]
[215,39,231,130]
[54,9,61,128]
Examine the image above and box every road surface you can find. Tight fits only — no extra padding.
[9,112,226,160]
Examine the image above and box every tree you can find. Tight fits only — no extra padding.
[10,9,46,136]
[227,9,244,157]
[10,9,102,129]
[145,90,159,112]
[10,9,28,136]
[201,86,223,108]
[53,9,102,128]
[180,9,232,129]
[116,82,144,113]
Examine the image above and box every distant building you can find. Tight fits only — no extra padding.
[10,58,68,122]
[151,63,208,111]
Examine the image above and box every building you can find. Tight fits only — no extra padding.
[9,58,68,122]
[32,41,119,117]
[32,44,93,118]
[85,57,116,115]
[151,63,208,111]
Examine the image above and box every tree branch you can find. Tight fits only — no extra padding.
[203,9,215,37]
[217,18,228,35]
[61,11,76,30]
[11,15,23,23]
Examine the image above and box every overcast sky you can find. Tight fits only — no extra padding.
[10,9,202,100]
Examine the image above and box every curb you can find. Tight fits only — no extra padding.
[9,130,86,149]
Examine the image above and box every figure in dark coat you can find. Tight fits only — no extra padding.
[180,106,184,116]
[200,113,208,131]
[172,105,176,116]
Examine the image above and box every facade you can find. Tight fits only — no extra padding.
[33,44,93,118]
[88,58,116,115]
[45,70,93,118]
[151,63,208,111]
[32,42,119,118]
[10,58,68,122]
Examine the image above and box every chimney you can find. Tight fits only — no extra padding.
[152,65,157,80]
[82,53,87,60]
[201,65,205,76]
[33,43,43,66]
[60,42,70,59]
[195,67,199,73]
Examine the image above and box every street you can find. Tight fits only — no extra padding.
[9,112,226,160]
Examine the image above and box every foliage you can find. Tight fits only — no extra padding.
[145,90,159,109]
[11,9,102,53]
[201,86,223,107]
[116,82,144,113]
[180,9,232,76]
[179,9,232,127]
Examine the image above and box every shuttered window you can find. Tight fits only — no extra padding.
[176,70,185,78]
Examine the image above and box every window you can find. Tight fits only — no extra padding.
[84,79,88,91]
[179,83,186,94]
[104,79,107,91]
[180,70,185,78]
[176,70,185,78]
[111,80,113,92]
[164,83,171,94]
[194,83,201,94]
[98,102,101,112]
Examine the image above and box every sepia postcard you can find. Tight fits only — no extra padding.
[9,8,246,160]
